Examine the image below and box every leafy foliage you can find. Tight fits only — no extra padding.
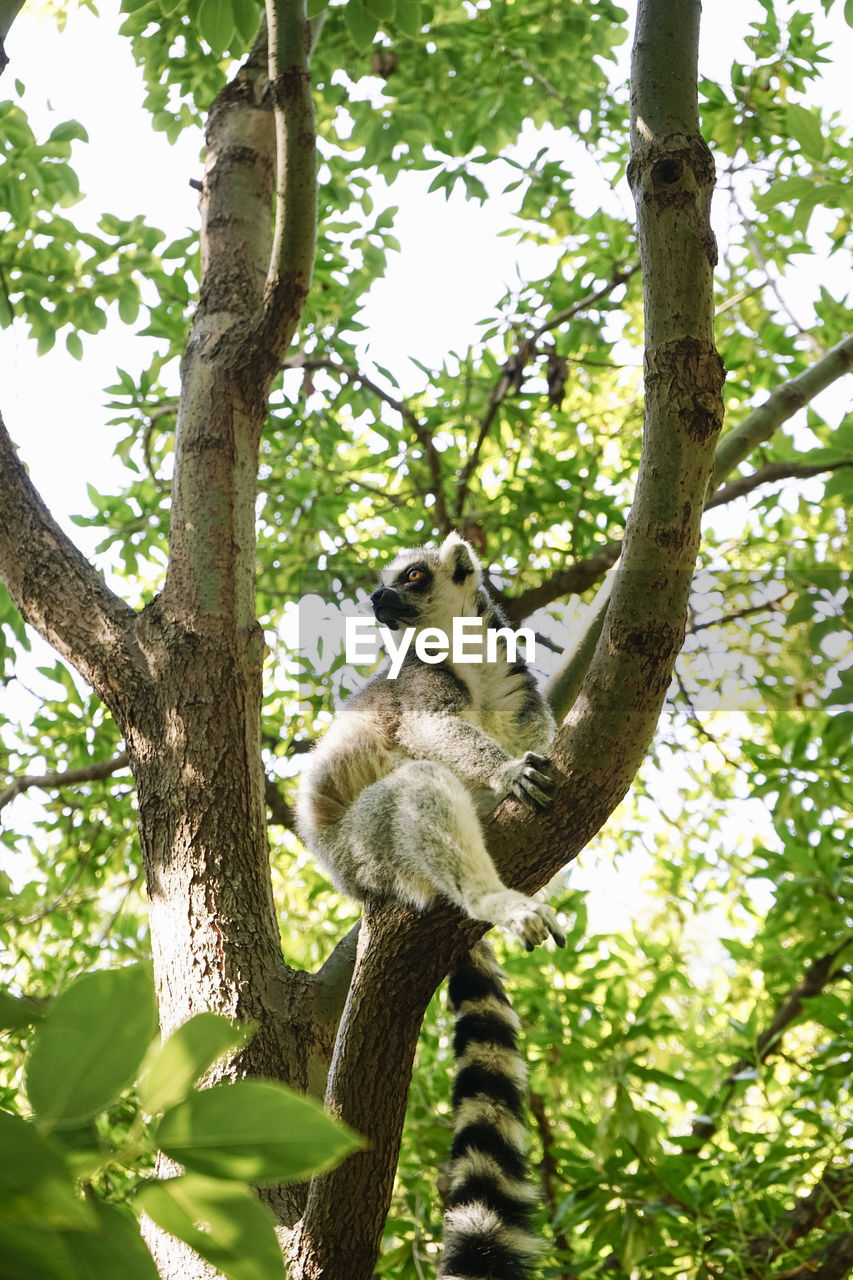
[0,966,359,1280]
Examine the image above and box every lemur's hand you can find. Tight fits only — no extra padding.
[502,752,556,812]
[469,888,567,950]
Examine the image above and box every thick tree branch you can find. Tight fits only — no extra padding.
[540,0,722,828]
[711,334,853,489]
[544,572,615,722]
[294,11,720,1277]
[690,939,852,1145]
[499,539,623,624]
[163,37,275,630]
[292,902,496,1279]
[0,753,130,815]
[260,0,318,365]
[0,414,148,712]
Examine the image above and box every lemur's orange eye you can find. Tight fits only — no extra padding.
[405,568,423,583]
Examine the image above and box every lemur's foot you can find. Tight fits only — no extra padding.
[471,890,566,951]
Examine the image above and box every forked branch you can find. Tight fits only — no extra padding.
[705,457,853,509]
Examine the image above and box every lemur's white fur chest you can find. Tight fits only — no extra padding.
[452,655,540,754]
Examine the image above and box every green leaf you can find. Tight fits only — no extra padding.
[306,0,327,15]
[785,103,825,162]
[198,0,236,50]
[62,1202,159,1280]
[47,120,89,145]
[0,1222,78,1280]
[345,0,378,48]
[155,1079,363,1183]
[824,710,853,755]
[25,964,158,1128]
[0,989,44,1029]
[626,1064,708,1108]
[801,993,851,1035]
[138,1013,253,1115]
[365,0,395,20]
[844,0,853,27]
[0,1110,95,1231]
[118,290,140,325]
[231,0,260,43]
[394,0,421,36]
[135,1175,287,1280]
[65,330,84,361]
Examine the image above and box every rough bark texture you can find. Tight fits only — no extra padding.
[0,1,730,1278]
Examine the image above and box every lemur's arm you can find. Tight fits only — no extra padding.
[395,707,555,811]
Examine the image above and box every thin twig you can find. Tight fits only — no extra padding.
[282,354,452,532]
[265,776,295,829]
[689,590,793,633]
[673,668,741,770]
[0,753,130,815]
[529,1091,573,1261]
[732,190,825,355]
[689,939,853,1146]
[453,265,638,520]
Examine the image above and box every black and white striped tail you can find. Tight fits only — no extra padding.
[439,941,540,1280]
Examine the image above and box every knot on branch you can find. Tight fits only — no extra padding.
[652,156,683,186]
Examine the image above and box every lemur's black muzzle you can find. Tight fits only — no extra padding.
[370,586,418,631]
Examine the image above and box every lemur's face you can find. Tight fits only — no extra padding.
[370,539,480,632]
[370,557,436,631]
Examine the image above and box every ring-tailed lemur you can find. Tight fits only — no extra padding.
[297,532,564,1280]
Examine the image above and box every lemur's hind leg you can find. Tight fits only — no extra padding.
[340,760,565,951]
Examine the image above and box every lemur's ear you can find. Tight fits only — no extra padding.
[440,532,481,585]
